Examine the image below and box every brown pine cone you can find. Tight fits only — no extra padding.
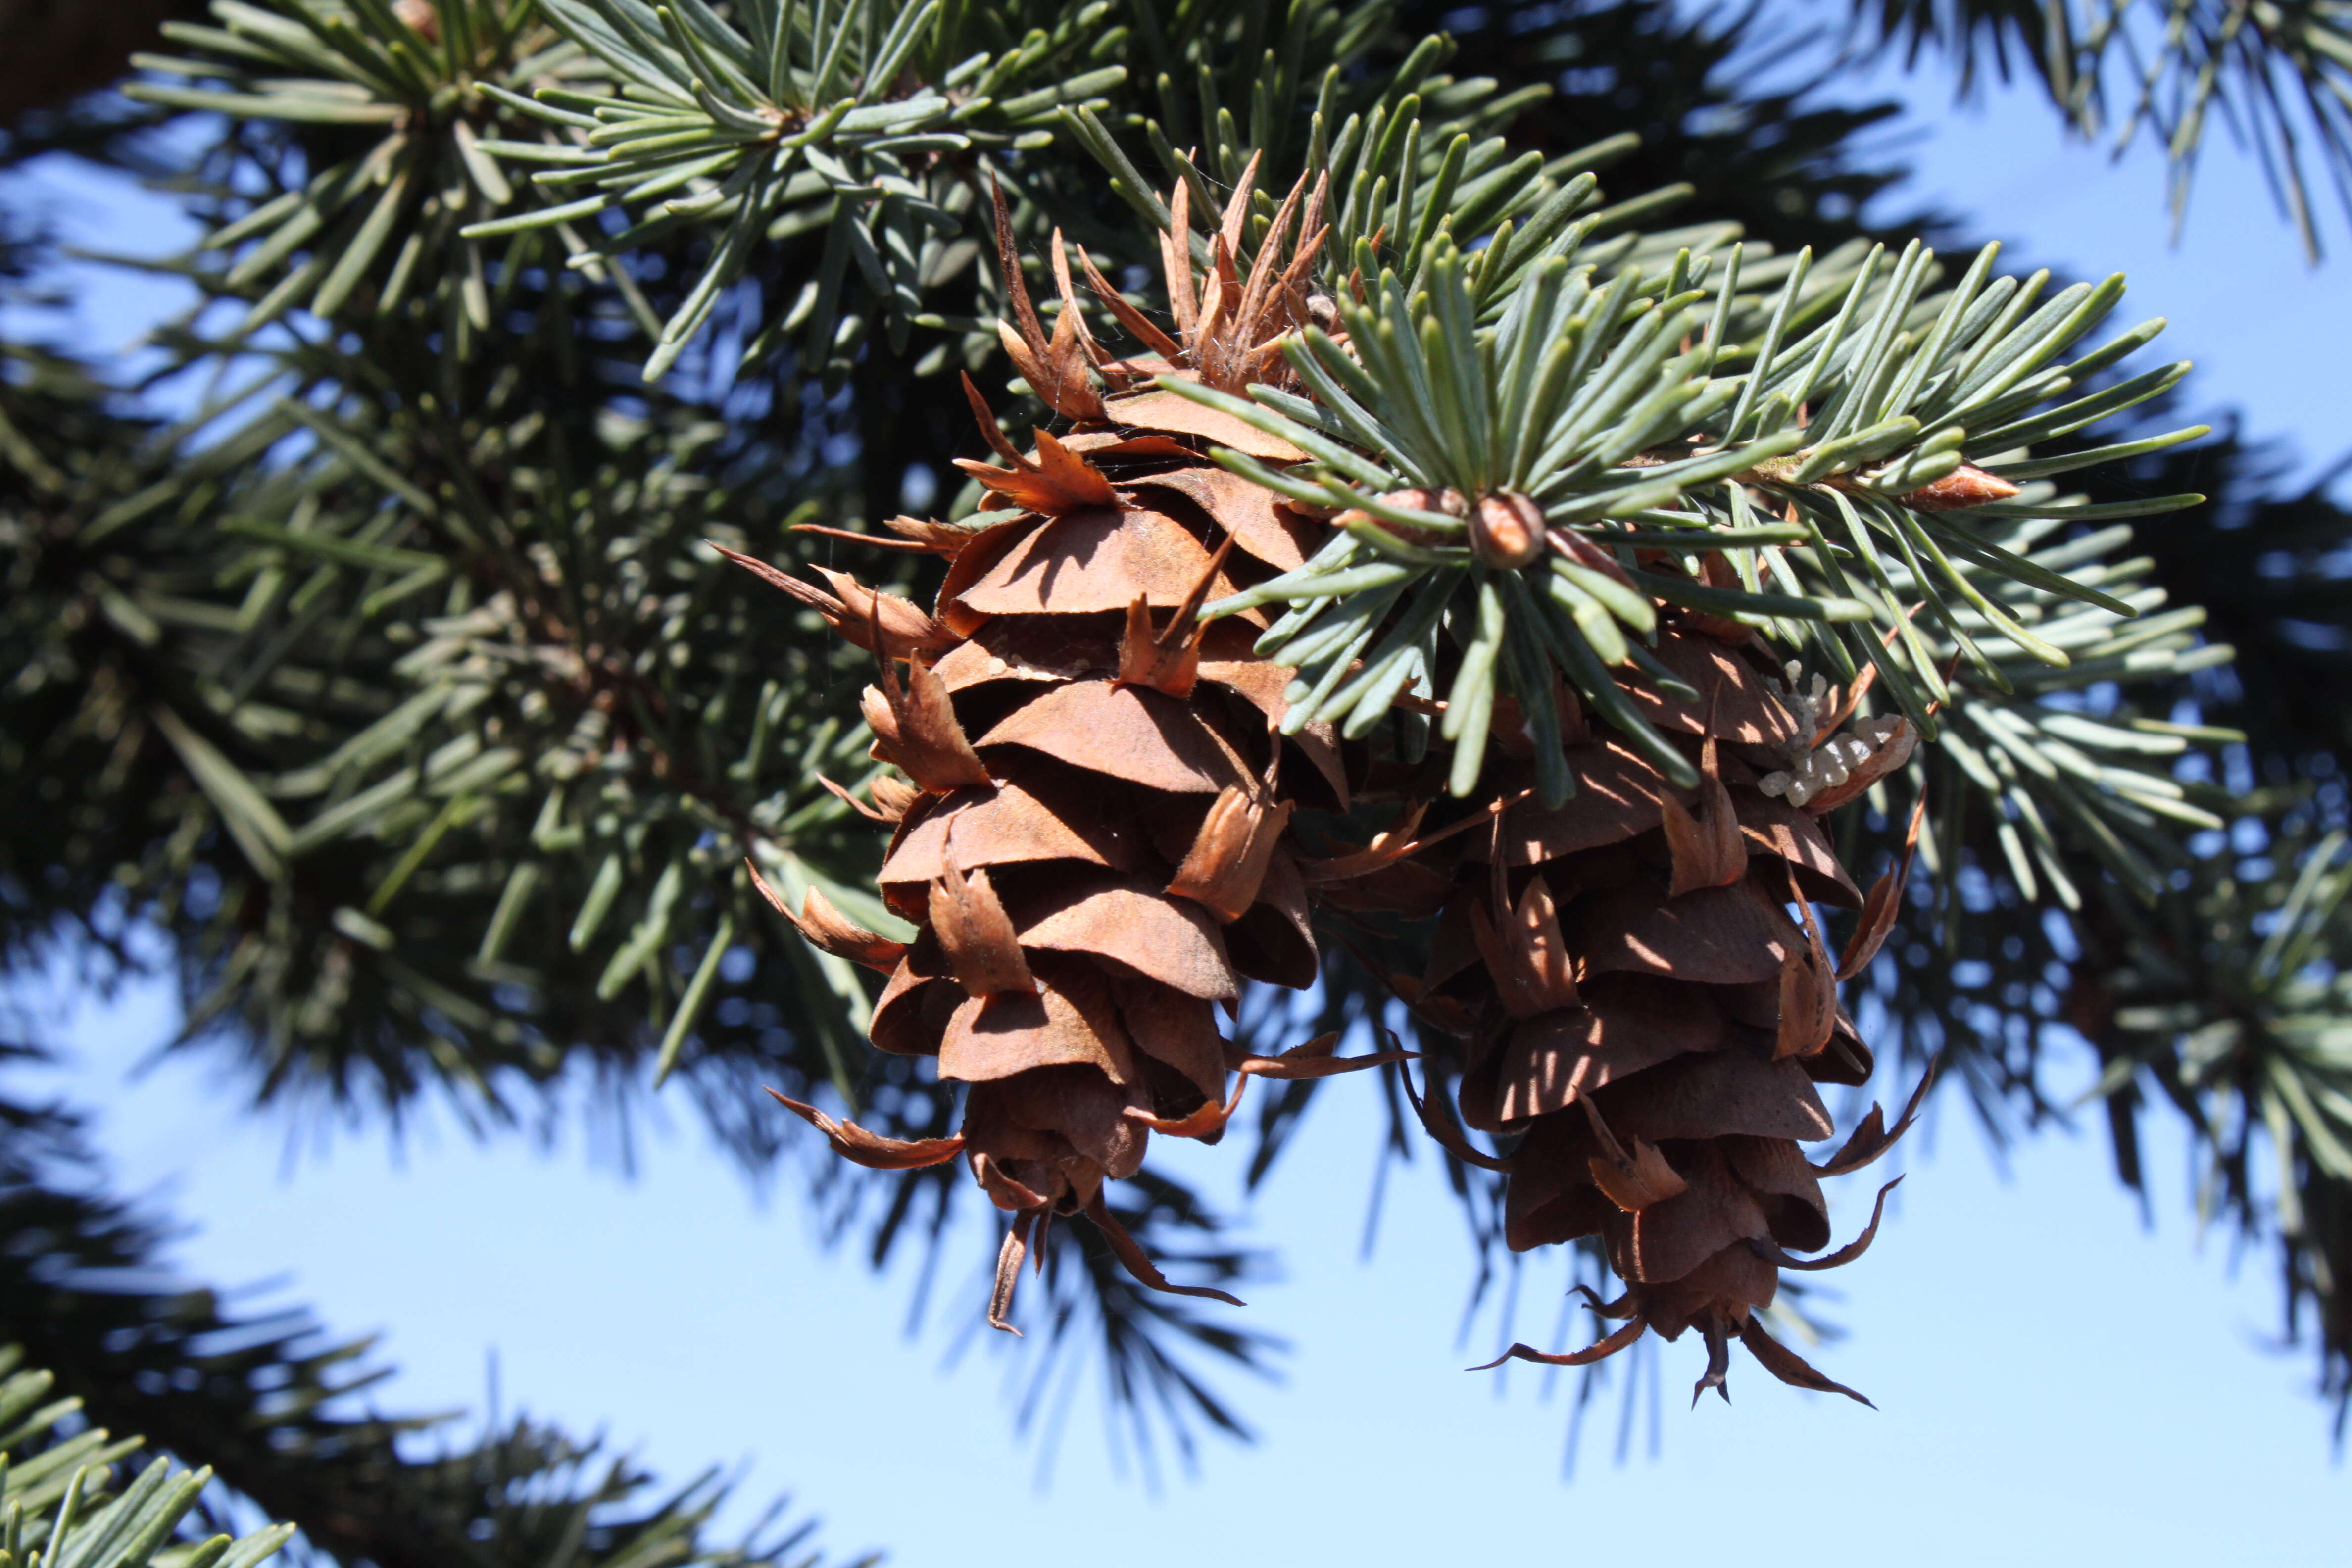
[741,162,1403,1328]
[1414,627,1931,1401]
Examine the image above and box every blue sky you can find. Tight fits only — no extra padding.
[6,18,2350,1568]
[1825,44,2352,501]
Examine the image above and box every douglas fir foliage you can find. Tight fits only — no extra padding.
[8,0,2352,1492]
[0,1344,295,1568]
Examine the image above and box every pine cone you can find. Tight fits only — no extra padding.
[747,164,1398,1329]
[1424,631,1931,1401]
